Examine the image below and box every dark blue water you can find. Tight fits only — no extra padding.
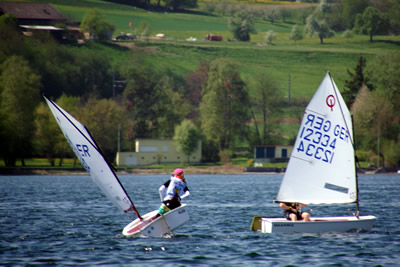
[1,173,399,266]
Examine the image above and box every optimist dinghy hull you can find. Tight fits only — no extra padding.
[122,204,189,237]
[251,215,376,233]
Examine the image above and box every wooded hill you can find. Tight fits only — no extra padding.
[0,0,399,169]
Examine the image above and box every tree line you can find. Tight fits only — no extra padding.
[0,15,288,167]
[225,0,399,43]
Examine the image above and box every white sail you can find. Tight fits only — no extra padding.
[44,96,135,213]
[276,73,356,204]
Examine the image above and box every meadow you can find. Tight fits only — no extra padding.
[35,0,399,98]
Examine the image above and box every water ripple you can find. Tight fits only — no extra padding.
[0,174,399,266]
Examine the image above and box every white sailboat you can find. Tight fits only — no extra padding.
[44,96,189,237]
[250,73,376,233]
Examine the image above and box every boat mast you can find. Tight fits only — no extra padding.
[352,115,361,218]
[327,74,360,218]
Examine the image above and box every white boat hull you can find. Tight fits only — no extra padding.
[122,204,190,237]
[251,215,376,233]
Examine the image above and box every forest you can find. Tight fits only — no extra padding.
[0,0,399,169]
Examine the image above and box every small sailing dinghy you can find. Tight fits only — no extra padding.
[44,96,189,237]
[250,73,376,233]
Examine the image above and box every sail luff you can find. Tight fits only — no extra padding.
[44,96,140,218]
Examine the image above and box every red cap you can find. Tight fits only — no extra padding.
[173,168,183,176]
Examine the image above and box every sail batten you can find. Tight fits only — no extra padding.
[44,96,138,215]
[276,73,356,205]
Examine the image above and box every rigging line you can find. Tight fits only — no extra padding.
[45,96,142,219]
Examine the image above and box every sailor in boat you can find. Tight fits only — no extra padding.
[153,168,190,220]
[280,202,310,221]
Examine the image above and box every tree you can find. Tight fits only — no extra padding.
[34,102,61,166]
[280,8,291,23]
[289,25,303,43]
[0,56,41,166]
[0,14,24,62]
[341,0,369,29]
[352,87,397,168]
[304,0,335,44]
[81,97,124,161]
[265,30,276,44]
[152,75,188,138]
[173,120,200,163]
[184,61,209,120]
[229,10,257,41]
[202,1,216,15]
[80,9,115,40]
[343,56,374,107]
[137,21,151,39]
[368,52,400,105]
[305,14,335,44]
[200,58,250,152]
[341,29,354,41]
[122,60,187,141]
[263,8,278,24]
[122,63,159,139]
[251,73,283,145]
[353,6,390,42]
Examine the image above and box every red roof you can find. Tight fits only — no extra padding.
[0,2,66,21]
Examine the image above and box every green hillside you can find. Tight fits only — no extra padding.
[27,0,398,138]
[30,0,397,97]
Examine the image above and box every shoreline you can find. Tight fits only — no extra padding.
[0,165,398,175]
[0,164,247,175]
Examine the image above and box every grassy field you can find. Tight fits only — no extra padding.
[25,0,398,99]
[130,37,398,99]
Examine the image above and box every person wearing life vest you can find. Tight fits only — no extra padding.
[153,168,190,220]
[280,202,310,221]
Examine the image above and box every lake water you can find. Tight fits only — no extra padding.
[1,173,399,266]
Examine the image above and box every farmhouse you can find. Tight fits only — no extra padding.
[0,2,83,40]
[116,138,202,166]
[0,2,67,25]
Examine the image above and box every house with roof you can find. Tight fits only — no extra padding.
[0,2,83,40]
[0,2,67,26]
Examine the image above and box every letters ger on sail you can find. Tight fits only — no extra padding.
[44,97,133,212]
[276,73,356,205]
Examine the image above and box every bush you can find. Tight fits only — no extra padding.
[247,159,254,167]
[219,149,232,165]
